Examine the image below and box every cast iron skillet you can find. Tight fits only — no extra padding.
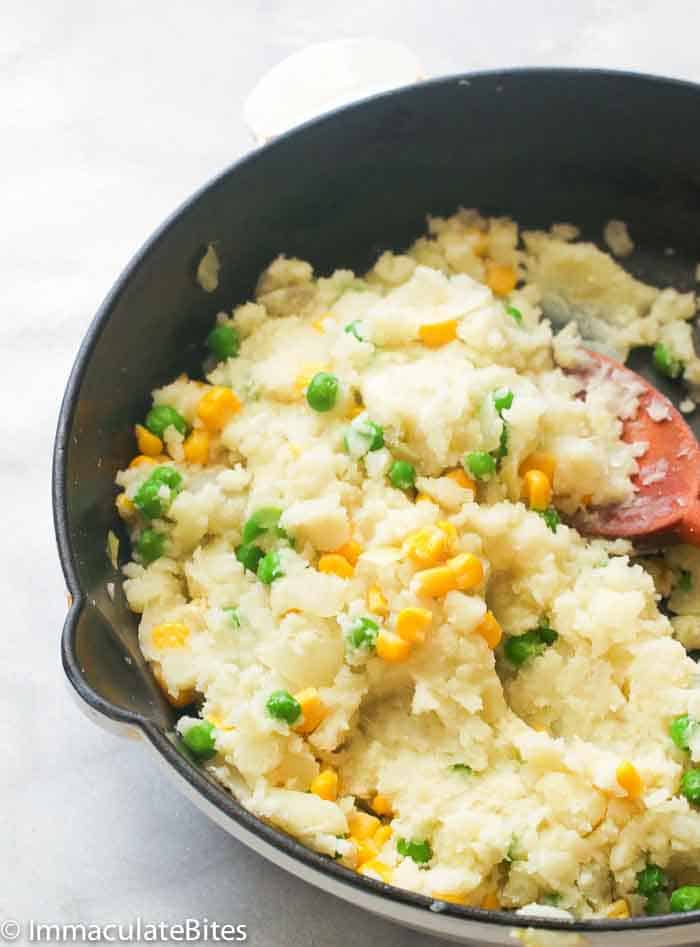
[54,69,700,945]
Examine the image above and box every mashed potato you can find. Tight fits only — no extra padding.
[116,210,700,919]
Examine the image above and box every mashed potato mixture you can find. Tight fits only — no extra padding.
[116,210,700,919]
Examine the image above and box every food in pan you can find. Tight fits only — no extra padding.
[115,209,700,919]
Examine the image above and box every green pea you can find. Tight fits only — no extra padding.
[539,507,561,533]
[207,324,240,360]
[389,460,416,491]
[680,768,700,805]
[307,372,339,412]
[492,423,509,462]
[465,451,497,480]
[359,418,384,451]
[653,342,683,380]
[504,631,544,667]
[493,388,514,414]
[149,466,183,491]
[223,606,240,629]
[505,304,523,325]
[670,885,700,913]
[345,418,385,459]
[236,543,264,573]
[134,467,183,519]
[504,624,558,667]
[679,570,693,593]
[257,550,284,585]
[137,528,166,565]
[347,616,379,651]
[344,320,365,342]
[145,404,188,437]
[182,721,217,760]
[669,714,696,751]
[397,837,432,865]
[242,507,283,544]
[636,864,668,898]
[266,689,301,724]
[536,622,558,645]
[133,480,165,519]
[645,890,670,915]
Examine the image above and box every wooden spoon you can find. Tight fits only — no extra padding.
[567,350,700,546]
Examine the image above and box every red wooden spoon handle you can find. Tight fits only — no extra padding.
[568,351,700,546]
[676,499,700,545]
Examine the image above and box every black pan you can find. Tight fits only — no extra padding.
[53,68,700,945]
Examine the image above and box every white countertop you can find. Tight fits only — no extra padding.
[4,1,700,943]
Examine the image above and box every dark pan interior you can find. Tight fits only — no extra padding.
[54,68,700,936]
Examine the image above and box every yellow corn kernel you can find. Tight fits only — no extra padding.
[433,891,468,905]
[519,451,556,483]
[481,891,501,910]
[396,607,432,644]
[294,362,327,392]
[415,565,457,599]
[293,687,327,735]
[346,401,364,419]
[415,492,433,504]
[311,317,326,333]
[486,261,518,297]
[367,585,389,617]
[317,553,354,579]
[347,811,381,840]
[354,837,379,866]
[152,663,196,707]
[115,493,135,518]
[437,520,458,546]
[129,454,157,469]
[357,860,392,883]
[418,319,458,348]
[447,553,484,592]
[197,386,242,431]
[616,761,643,800]
[376,629,413,662]
[373,826,393,850]
[371,795,393,818]
[474,610,503,648]
[183,429,210,465]
[403,526,449,567]
[607,899,630,919]
[334,539,362,566]
[446,467,477,492]
[135,424,163,457]
[310,769,338,801]
[522,469,552,512]
[151,622,190,650]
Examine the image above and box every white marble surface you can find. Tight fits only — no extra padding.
[4,1,700,944]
